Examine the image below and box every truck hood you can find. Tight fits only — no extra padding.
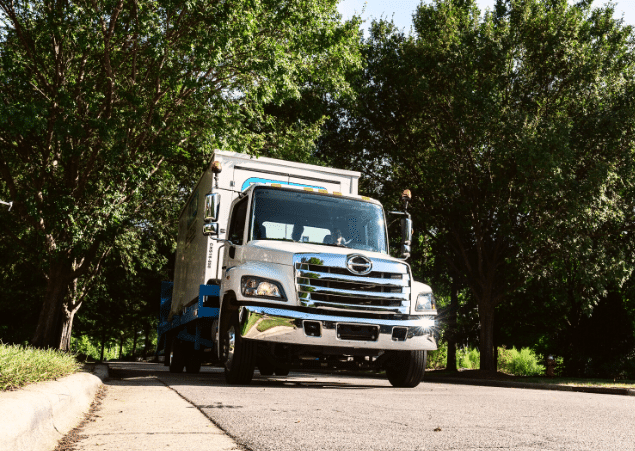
[245,240,401,267]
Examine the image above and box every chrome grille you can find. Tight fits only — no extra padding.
[294,254,411,314]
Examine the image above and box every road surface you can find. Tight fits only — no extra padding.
[107,362,635,451]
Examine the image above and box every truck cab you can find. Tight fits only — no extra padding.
[160,151,437,388]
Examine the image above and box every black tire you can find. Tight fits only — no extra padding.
[385,350,427,388]
[223,310,256,384]
[185,346,203,374]
[169,338,185,373]
[162,335,170,366]
[274,367,290,376]
[258,357,275,376]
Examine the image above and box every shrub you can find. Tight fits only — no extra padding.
[498,346,545,376]
[427,341,448,369]
[457,346,480,369]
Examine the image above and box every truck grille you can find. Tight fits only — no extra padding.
[294,254,411,314]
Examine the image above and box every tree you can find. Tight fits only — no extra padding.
[318,0,635,370]
[0,0,360,349]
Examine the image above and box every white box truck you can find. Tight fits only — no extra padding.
[157,150,437,387]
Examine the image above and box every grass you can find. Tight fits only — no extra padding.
[521,377,635,389]
[427,369,635,389]
[0,343,82,391]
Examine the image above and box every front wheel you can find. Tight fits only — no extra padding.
[385,350,427,388]
[223,310,256,384]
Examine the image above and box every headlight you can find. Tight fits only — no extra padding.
[241,276,285,300]
[415,292,436,312]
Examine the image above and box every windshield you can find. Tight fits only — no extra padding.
[249,187,388,254]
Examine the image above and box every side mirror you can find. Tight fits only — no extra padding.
[400,217,412,259]
[204,193,220,222]
[400,244,411,259]
[203,223,219,236]
[401,217,412,245]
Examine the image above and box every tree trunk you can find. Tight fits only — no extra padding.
[100,326,106,362]
[58,308,76,351]
[446,277,459,371]
[142,323,151,359]
[118,334,124,360]
[132,329,138,359]
[479,304,496,372]
[31,261,72,349]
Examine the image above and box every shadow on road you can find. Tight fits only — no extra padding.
[108,362,387,391]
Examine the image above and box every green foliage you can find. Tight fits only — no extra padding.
[318,0,635,372]
[427,341,448,369]
[497,347,545,377]
[0,0,361,348]
[0,343,81,391]
[457,346,481,370]
[72,335,119,362]
[71,333,155,362]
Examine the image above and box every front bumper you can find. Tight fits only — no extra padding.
[239,305,437,351]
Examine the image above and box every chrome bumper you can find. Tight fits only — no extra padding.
[239,305,437,351]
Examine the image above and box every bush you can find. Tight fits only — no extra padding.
[498,346,545,376]
[457,346,480,369]
[427,341,448,369]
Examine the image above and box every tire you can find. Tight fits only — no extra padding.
[274,367,290,376]
[169,338,185,373]
[258,357,275,376]
[223,310,256,384]
[385,350,426,388]
[162,335,170,366]
[185,346,202,374]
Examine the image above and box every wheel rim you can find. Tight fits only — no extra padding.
[226,325,236,370]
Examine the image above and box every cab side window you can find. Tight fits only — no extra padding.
[228,197,248,245]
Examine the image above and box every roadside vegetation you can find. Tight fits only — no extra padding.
[427,344,634,388]
[0,343,81,391]
[1,0,634,385]
[428,344,544,376]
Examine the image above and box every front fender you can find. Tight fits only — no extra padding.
[410,280,436,315]
[223,261,295,307]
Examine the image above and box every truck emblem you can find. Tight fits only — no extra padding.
[346,255,373,275]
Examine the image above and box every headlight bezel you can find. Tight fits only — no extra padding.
[241,276,287,301]
[415,292,436,312]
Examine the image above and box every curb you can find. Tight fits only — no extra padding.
[0,363,109,451]
[424,375,635,396]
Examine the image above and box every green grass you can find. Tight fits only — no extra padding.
[521,377,635,389]
[0,343,82,391]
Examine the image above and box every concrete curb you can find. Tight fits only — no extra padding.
[0,364,109,451]
[424,375,635,396]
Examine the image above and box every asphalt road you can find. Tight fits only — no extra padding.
[109,362,635,451]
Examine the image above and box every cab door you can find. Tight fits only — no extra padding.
[224,195,250,272]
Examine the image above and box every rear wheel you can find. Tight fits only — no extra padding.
[385,350,427,388]
[274,367,290,376]
[185,345,202,374]
[162,335,170,366]
[257,356,275,376]
[223,310,256,384]
[168,338,185,373]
